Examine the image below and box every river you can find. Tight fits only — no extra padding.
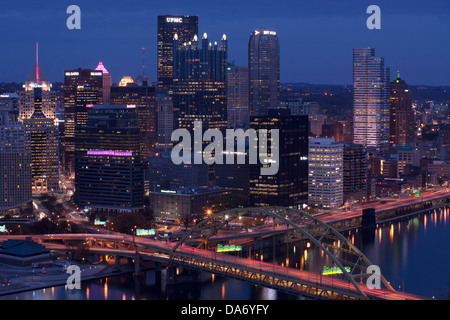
[1,207,448,300]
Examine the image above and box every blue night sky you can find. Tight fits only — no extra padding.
[0,0,449,85]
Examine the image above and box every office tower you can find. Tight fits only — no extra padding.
[0,93,19,121]
[322,122,345,142]
[23,88,59,193]
[279,98,303,116]
[369,154,398,178]
[148,151,209,192]
[215,139,250,193]
[397,145,420,176]
[390,73,415,146]
[95,61,112,103]
[110,82,159,159]
[119,76,135,87]
[156,92,174,151]
[249,28,280,116]
[75,104,144,214]
[343,143,367,202]
[353,48,390,149]
[227,64,249,128]
[172,32,228,131]
[309,114,326,137]
[0,111,32,210]
[157,15,198,91]
[308,138,344,209]
[19,43,56,120]
[249,109,309,209]
[63,69,103,172]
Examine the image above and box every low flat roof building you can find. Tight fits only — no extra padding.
[0,237,52,266]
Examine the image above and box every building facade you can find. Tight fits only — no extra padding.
[63,69,103,173]
[157,15,198,91]
[227,64,249,128]
[249,109,309,209]
[390,74,415,146]
[248,28,280,116]
[75,104,144,215]
[353,48,390,149]
[0,111,32,210]
[308,138,344,209]
[172,32,228,132]
[23,89,59,193]
[343,143,367,202]
[110,83,160,159]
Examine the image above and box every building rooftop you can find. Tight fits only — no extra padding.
[0,237,49,257]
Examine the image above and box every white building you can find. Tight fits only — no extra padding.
[308,138,344,210]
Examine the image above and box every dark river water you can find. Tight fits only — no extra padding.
[1,207,449,300]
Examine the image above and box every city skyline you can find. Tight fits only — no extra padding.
[1,0,450,85]
[0,0,449,303]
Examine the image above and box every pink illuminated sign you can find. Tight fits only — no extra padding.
[87,150,132,156]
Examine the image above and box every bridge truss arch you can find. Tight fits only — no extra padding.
[170,206,395,299]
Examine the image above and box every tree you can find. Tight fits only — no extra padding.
[213,193,249,212]
[108,212,151,234]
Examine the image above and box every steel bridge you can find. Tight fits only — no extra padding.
[1,207,426,300]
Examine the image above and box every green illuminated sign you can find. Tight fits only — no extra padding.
[136,229,156,236]
[94,219,106,226]
[322,266,351,275]
[217,244,242,252]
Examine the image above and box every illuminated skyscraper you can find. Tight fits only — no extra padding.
[95,61,112,103]
[353,48,390,149]
[75,104,144,214]
[19,43,56,120]
[157,15,198,91]
[0,94,19,121]
[110,82,162,159]
[63,69,103,172]
[248,28,280,116]
[308,138,344,209]
[0,110,32,210]
[227,64,249,128]
[172,32,228,131]
[249,109,309,209]
[390,73,415,146]
[23,88,59,193]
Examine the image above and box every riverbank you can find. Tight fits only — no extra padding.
[0,260,152,297]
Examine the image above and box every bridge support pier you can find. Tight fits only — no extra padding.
[166,266,200,285]
[362,208,376,243]
[115,255,121,270]
[134,251,141,276]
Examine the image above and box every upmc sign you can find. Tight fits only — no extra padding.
[166,17,182,23]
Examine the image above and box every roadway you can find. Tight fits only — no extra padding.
[0,233,425,300]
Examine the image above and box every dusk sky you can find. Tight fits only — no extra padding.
[1,0,449,85]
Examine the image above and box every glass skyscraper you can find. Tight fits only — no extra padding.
[75,104,144,215]
[172,32,228,131]
[390,73,415,146]
[157,15,198,91]
[249,109,308,209]
[63,69,103,173]
[248,28,280,116]
[353,48,390,149]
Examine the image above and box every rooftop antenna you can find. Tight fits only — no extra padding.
[36,42,40,83]
[142,47,146,78]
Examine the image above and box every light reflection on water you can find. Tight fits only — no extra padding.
[1,207,448,300]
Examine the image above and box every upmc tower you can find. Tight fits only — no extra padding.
[157,15,198,91]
